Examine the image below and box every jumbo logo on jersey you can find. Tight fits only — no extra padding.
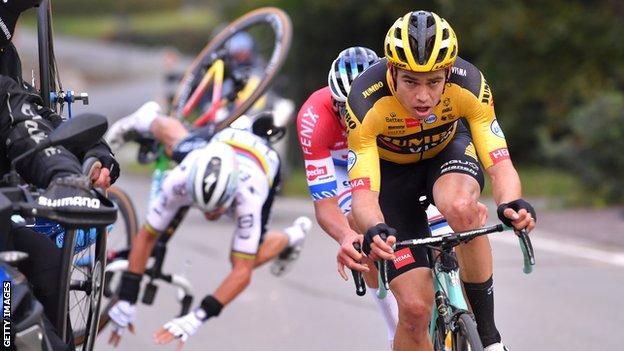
[362,81,384,98]
[490,120,505,138]
[345,111,357,130]
[378,124,455,154]
[481,82,493,106]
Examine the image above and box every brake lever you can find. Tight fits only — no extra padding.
[351,242,366,296]
[515,228,535,274]
[377,233,390,291]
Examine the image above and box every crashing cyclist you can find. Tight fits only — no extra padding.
[346,11,536,351]
[105,103,310,349]
[0,1,119,349]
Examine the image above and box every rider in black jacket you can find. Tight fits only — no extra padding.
[1,2,120,349]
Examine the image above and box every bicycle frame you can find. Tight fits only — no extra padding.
[428,249,469,348]
[181,58,225,127]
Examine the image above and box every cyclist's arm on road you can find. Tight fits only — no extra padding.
[213,182,266,306]
[212,256,254,306]
[127,226,159,274]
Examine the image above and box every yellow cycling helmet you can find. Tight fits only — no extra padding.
[384,11,458,72]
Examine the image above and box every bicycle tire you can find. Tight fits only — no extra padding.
[36,0,60,111]
[452,312,484,351]
[73,186,138,344]
[68,227,107,350]
[89,187,139,334]
[106,186,140,242]
[171,7,292,131]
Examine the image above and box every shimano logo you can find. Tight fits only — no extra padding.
[38,196,101,209]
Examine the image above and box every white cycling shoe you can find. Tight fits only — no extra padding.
[484,342,509,351]
[105,101,162,150]
[271,216,311,277]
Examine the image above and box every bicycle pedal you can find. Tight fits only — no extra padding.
[142,283,158,305]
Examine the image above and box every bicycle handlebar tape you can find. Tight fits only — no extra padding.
[496,198,537,227]
[118,271,142,304]
[363,223,397,256]
[198,295,224,322]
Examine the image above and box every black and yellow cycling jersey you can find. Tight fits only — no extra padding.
[346,57,509,192]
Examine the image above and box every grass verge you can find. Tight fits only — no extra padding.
[282,166,589,208]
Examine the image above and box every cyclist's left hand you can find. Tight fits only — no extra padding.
[497,198,536,233]
[154,309,204,350]
[91,166,112,189]
[84,144,120,185]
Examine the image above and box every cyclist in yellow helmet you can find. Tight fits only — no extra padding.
[346,11,536,351]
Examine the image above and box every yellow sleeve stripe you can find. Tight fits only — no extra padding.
[231,251,256,260]
[464,142,478,161]
[144,222,160,237]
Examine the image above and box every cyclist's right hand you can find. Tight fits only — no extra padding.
[336,231,369,281]
[108,300,137,347]
[363,223,397,261]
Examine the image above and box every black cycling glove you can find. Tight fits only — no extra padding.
[118,271,142,304]
[497,198,537,227]
[84,141,120,184]
[363,223,397,256]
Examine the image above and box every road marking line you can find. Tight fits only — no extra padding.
[491,231,624,268]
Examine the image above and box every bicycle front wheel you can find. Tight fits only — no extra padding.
[171,7,292,130]
[452,313,484,351]
[89,186,138,339]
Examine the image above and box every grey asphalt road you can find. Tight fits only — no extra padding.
[94,174,624,351]
[13,30,624,350]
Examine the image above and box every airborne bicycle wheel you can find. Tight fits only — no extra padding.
[171,7,292,131]
[72,186,138,347]
[452,313,484,351]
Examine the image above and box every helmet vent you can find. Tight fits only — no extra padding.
[436,47,448,64]
[394,27,402,40]
[396,46,408,64]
